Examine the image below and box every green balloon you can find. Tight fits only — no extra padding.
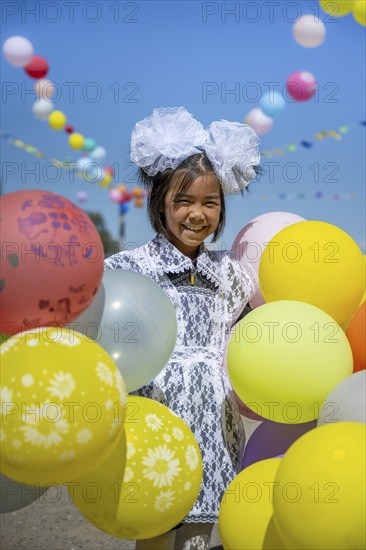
[83,138,97,152]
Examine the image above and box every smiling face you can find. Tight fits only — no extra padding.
[163,172,222,259]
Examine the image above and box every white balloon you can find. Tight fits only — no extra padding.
[76,157,104,181]
[317,370,366,426]
[34,78,55,99]
[32,99,54,120]
[293,15,326,48]
[3,36,34,67]
[70,271,178,392]
[90,146,107,161]
[245,108,273,135]
[76,157,93,171]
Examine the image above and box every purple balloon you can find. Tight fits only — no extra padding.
[241,420,316,469]
[76,190,89,203]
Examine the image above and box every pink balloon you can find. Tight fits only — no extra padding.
[286,71,317,102]
[0,190,104,335]
[104,165,115,176]
[34,79,55,99]
[245,107,273,135]
[231,212,306,308]
[109,188,123,203]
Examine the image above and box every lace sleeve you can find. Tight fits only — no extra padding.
[104,250,143,273]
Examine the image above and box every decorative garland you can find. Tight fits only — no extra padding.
[261,121,366,157]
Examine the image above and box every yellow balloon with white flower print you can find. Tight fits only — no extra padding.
[0,328,127,485]
[72,396,203,539]
[118,396,203,539]
[66,429,127,532]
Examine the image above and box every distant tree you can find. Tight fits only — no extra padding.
[85,210,120,258]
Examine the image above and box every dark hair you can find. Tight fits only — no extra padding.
[238,164,262,197]
[138,153,226,242]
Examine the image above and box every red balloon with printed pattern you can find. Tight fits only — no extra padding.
[0,190,104,335]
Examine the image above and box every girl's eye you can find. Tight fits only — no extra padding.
[173,199,220,206]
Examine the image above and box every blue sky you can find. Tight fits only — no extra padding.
[1,0,365,252]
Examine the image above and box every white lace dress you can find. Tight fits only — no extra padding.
[104,234,257,523]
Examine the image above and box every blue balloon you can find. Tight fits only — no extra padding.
[119,202,130,215]
[260,91,285,118]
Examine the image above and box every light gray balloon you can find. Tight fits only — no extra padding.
[317,370,366,426]
[0,473,46,513]
[71,270,177,392]
[68,281,106,341]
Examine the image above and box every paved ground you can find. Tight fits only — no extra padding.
[1,486,225,550]
[1,419,260,549]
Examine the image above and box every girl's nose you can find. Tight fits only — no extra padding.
[188,204,205,221]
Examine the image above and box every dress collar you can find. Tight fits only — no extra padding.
[147,234,225,288]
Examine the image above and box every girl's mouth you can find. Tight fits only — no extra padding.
[182,224,207,233]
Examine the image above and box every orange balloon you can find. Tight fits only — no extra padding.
[346,302,366,372]
[116,184,127,194]
[134,198,144,208]
[132,186,144,198]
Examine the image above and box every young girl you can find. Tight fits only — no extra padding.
[105,107,260,550]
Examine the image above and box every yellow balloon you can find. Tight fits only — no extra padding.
[48,110,66,130]
[117,397,203,539]
[219,458,286,549]
[319,0,354,16]
[0,328,127,485]
[68,132,84,150]
[227,301,353,424]
[273,422,366,549]
[258,221,364,329]
[67,430,127,532]
[353,0,366,25]
[100,172,112,187]
[72,396,203,539]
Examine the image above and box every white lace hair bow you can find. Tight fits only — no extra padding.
[130,106,260,195]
